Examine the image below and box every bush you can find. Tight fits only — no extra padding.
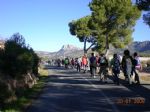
[147,60,150,67]
[0,33,40,79]
[139,53,150,57]
[141,61,146,67]
[0,33,40,109]
[141,60,150,68]
[0,80,15,106]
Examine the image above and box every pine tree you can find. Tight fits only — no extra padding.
[69,0,141,55]
[69,16,97,53]
[89,0,141,55]
[136,0,150,27]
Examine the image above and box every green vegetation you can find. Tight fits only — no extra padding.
[69,0,141,55]
[141,59,150,68]
[38,67,49,76]
[139,51,150,57]
[136,0,150,27]
[0,33,39,78]
[69,16,93,53]
[0,33,43,111]
[146,60,150,67]
[89,0,141,54]
[0,75,48,112]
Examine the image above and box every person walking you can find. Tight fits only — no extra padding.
[132,52,142,84]
[82,54,88,73]
[96,55,100,74]
[71,58,75,69]
[99,54,108,83]
[64,57,69,69]
[76,57,81,72]
[89,53,97,78]
[110,54,121,85]
[121,50,133,84]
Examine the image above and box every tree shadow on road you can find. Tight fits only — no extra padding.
[107,75,150,106]
[27,67,150,112]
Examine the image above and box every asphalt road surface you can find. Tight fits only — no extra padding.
[27,66,150,112]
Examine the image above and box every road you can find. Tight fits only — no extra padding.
[27,66,150,112]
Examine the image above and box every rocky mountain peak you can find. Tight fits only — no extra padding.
[60,44,81,51]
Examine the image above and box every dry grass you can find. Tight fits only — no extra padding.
[38,68,49,76]
[139,71,150,82]
[140,76,150,81]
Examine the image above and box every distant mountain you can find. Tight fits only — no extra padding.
[36,44,83,59]
[54,44,82,58]
[131,41,150,52]
[36,41,150,59]
[109,41,150,54]
[60,44,81,51]
[35,51,55,58]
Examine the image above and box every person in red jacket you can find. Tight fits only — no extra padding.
[82,54,88,73]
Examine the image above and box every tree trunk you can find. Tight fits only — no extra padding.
[105,34,109,57]
[105,49,109,57]
[84,37,87,54]
[83,37,95,54]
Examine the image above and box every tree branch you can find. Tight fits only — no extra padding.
[86,42,95,51]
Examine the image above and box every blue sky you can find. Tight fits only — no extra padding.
[0,0,149,52]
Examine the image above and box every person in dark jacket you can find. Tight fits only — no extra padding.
[99,54,108,82]
[89,53,97,77]
[110,53,121,85]
[121,50,133,84]
[132,52,141,84]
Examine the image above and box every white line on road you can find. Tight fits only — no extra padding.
[81,76,120,112]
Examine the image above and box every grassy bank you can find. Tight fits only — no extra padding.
[141,76,150,81]
[1,68,49,112]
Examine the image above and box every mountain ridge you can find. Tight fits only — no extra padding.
[36,44,83,59]
[36,41,150,59]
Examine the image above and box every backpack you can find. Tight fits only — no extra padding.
[125,57,132,74]
[65,59,69,64]
[112,58,120,73]
[113,58,120,69]
[133,57,141,70]
[99,57,108,67]
[90,57,96,67]
[100,57,106,64]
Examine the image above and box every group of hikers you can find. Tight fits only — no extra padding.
[55,49,142,85]
[89,50,142,85]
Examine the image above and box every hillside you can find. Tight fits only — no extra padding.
[36,44,84,59]
[132,41,150,52]
[109,41,150,55]
[36,41,150,59]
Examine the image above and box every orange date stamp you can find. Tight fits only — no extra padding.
[116,97,145,105]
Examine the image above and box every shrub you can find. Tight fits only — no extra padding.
[0,33,40,79]
[141,60,147,68]
[0,33,40,108]
[139,53,150,57]
[141,60,150,68]
[147,60,150,67]
[0,81,15,105]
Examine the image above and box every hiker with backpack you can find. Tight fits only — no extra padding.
[96,55,100,74]
[132,52,142,84]
[99,54,108,83]
[121,50,133,84]
[71,58,75,69]
[110,54,121,85]
[89,53,97,77]
[76,57,81,72]
[64,57,69,69]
